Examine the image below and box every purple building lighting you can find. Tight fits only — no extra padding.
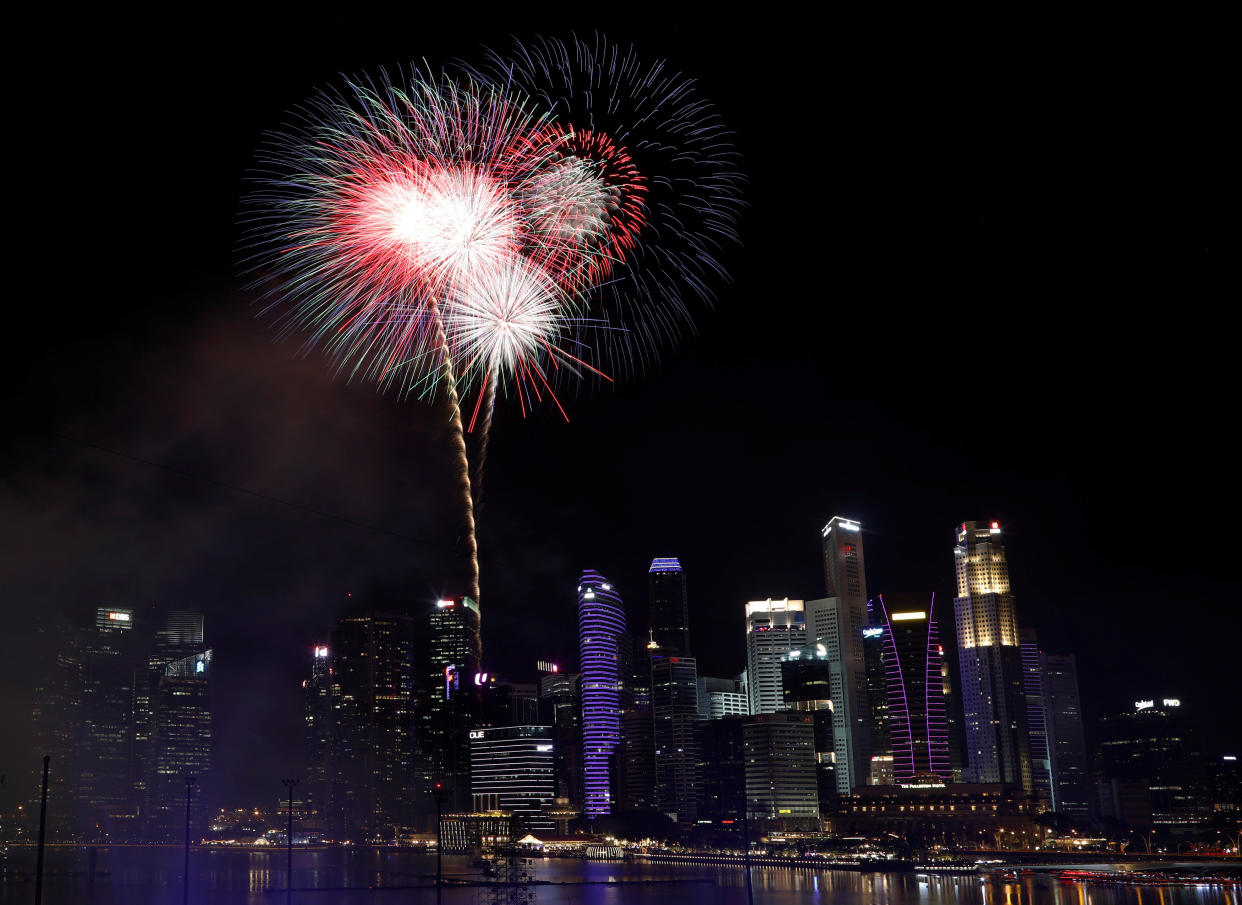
[878,593,952,784]
[578,570,626,818]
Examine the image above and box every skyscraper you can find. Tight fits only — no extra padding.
[303,644,337,833]
[650,653,699,822]
[863,599,890,760]
[875,593,951,784]
[1039,652,1090,818]
[781,648,836,814]
[577,570,625,818]
[150,649,212,839]
[538,667,583,807]
[744,599,807,715]
[332,610,416,839]
[418,597,481,816]
[807,514,872,795]
[648,557,690,655]
[1020,628,1054,804]
[137,610,207,835]
[76,607,141,838]
[953,521,1033,790]
[695,716,746,825]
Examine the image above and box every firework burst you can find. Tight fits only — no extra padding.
[469,34,745,379]
[244,45,742,603]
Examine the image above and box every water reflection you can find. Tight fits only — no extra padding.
[0,847,1236,904]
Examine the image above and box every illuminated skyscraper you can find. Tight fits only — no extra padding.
[875,593,951,784]
[953,521,1033,790]
[150,649,212,839]
[863,599,890,760]
[303,644,337,832]
[577,570,625,818]
[136,610,206,835]
[806,515,872,795]
[744,599,807,715]
[648,558,690,656]
[418,597,481,816]
[781,647,836,813]
[470,725,556,833]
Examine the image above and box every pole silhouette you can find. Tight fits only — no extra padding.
[282,778,299,905]
[183,775,196,905]
[34,756,50,905]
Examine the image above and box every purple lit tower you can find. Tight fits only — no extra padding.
[878,593,952,784]
[578,570,626,818]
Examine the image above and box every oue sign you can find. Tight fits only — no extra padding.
[469,730,484,739]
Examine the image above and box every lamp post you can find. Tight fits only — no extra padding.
[281,779,299,905]
[434,782,443,905]
[741,797,755,905]
[183,775,196,905]
[34,756,49,905]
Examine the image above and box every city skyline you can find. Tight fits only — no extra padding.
[2,13,1234,813]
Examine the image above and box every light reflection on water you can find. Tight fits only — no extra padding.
[0,847,1237,904]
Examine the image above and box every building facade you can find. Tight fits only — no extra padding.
[744,598,806,715]
[697,676,749,720]
[781,649,837,814]
[332,610,416,839]
[469,725,555,833]
[650,654,699,822]
[809,515,873,796]
[953,521,1033,790]
[648,558,690,656]
[1039,652,1090,818]
[876,593,951,784]
[577,570,626,818]
[743,712,820,830]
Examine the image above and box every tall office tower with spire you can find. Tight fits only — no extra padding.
[806,516,872,795]
[649,558,690,655]
[875,593,951,784]
[1039,652,1090,817]
[953,521,1033,790]
[578,570,625,817]
[745,599,807,714]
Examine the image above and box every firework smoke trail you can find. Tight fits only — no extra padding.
[469,373,496,514]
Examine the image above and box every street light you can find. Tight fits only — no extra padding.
[434,782,444,905]
[281,779,299,905]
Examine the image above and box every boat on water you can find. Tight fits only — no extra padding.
[1056,869,1242,888]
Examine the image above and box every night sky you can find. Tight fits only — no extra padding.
[3,13,1235,805]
